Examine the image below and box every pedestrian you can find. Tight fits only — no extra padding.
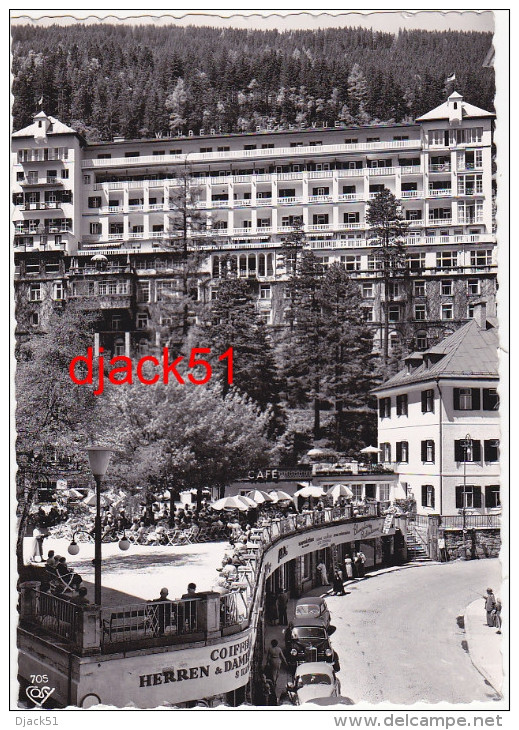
[284,622,294,653]
[493,598,502,634]
[485,588,496,627]
[30,525,47,563]
[276,589,289,625]
[344,555,354,579]
[265,590,279,625]
[265,639,288,688]
[316,560,329,586]
[71,586,90,606]
[355,550,366,578]
[332,567,345,595]
[150,587,173,636]
[260,672,277,706]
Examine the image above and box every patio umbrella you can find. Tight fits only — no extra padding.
[329,484,354,501]
[307,448,329,459]
[238,495,257,508]
[83,492,110,507]
[268,490,292,502]
[360,445,381,455]
[246,489,273,504]
[294,485,325,499]
[389,483,408,502]
[62,488,83,499]
[210,496,249,511]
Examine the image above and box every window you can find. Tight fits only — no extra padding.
[313,214,329,225]
[393,135,409,141]
[396,441,409,463]
[421,485,435,508]
[29,283,42,301]
[421,389,434,413]
[453,388,481,411]
[114,340,126,356]
[344,138,358,144]
[16,171,24,181]
[261,143,274,149]
[441,280,453,296]
[454,439,482,463]
[429,129,448,146]
[124,151,140,158]
[484,440,499,463]
[470,249,492,267]
[414,280,426,296]
[244,144,257,150]
[367,137,380,143]
[137,313,149,330]
[30,311,39,326]
[388,305,400,322]
[437,252,456,269]
[458,174,483,195]
[407,253,425,270]
[313,186,329,196]
[170,149,182,155]
[258,310,272,325]
[416,333,428,351]
[260,285,271,299]
[414,304,426,321]
[379,397,391,419]
[485,485,500,508]
[341,255,361,271]
[441,303,453,320]
[452,127,483,145]
[362,283,374,298]
[90,223,102,235]
[483,388,499,411]
[421,440,435,463]
[217,146,230,152]
[379,443,391,462]
[52,282,64,300]
[88,196,101,209]
[111,315,122,331]
[200,147,213,153]
[362,306,374,322]
[45,261,60,273]
[467,278,480,296]
[396,394,408,416]
[455,486,482,509]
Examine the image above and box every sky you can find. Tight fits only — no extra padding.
[10,9,495,34]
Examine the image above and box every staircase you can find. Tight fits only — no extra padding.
[406,524,433,563]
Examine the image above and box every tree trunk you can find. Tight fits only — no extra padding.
[313,396,320,439]
[383,274,389,365]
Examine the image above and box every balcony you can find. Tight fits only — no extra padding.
[22,202,62,211]
[233,199,252,207]
[428,188,452,197]
[308,195,333,204]
[429,164,451,172]
[428,218,452,226]
[128,204,144,212]
[81,138,419,170]
[307,223,334,232]
[19,176,63,186]
[368,167,395,176]
[338,193,363,202]
[401,190,421,198]
[278,196,303,205]
[400,165,422,174]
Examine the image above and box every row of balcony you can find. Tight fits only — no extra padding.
[18,176,64,186]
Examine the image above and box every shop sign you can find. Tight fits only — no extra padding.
[247,469,280,481]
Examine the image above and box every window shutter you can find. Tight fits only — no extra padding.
[431,487,435,509]
[421,391,427,412]
[471,388,481,410]
[455,486,463,509]
[421,485,427,507]
[453,388,460,410]
[485,486,492,509]
[421,441,427,462]
[396,442,402,462]
[387,444,391,462]
[454,440,463,462]
[379,400,384,418]
[472,440,481,462]
[473,487,482,508]
[430,441,435,463]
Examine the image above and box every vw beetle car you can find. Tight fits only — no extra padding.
[285,662,341,705]
[294,596,331,629]
[288,618,335,666]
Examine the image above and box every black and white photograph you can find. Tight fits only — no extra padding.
[11,8,508,715]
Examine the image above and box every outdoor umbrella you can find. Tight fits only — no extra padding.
[360,445,381,455]
[246,489,273,504]
[211,496,249,511]
[237,495,257,508]
[62,488,83,499]
[83,492,110,507]
[294,485,325,499]
[91,254,107,261]
[268,490,292,502]
[329,484,354,501]
[389,483,408,502]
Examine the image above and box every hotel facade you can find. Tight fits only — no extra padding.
[13,92,496,356]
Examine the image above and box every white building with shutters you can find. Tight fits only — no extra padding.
[373,302,500,516]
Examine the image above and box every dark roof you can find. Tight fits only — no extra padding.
[373,320,499,392]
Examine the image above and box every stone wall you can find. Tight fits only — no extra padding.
[444,529,501,561]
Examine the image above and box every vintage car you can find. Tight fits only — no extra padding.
[294,596,331,629]
[288,618,337,667]
[285,662,341,705]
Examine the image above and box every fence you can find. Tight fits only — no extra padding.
[441,514,501,530]
[36,591,80,643]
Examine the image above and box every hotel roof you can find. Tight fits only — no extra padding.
[416,92,494,122]
[373,319,499,392]
[12,113,79,138]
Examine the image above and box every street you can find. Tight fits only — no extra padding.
[325,559,503,705]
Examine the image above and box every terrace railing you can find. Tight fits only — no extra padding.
[441,514,501,529]
[35,591,80,644]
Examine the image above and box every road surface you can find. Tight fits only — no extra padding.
[326,560,503,705]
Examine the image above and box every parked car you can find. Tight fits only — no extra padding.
[288,618,337,667]
[294,596,331,629]
[284,662,341,705]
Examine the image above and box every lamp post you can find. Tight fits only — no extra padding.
[461,433,471,559]
[86,446,112,605]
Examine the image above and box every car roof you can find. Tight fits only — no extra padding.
[296,597,326,607]
[293,617,327,628]
[295,662,334,677]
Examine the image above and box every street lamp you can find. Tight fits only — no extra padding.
[461,433,471,559]
[87,446,112,605]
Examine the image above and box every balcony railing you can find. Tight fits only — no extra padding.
[401,190,421,198]
[35,592,80,644]
[308,195,333,203]
[428,188,452,197]
[368,167,395,176]
[278,196,303,205]
[22,202,62,211]
[82,139,418,169]
[441,514,501,529]
[429,164,451,172]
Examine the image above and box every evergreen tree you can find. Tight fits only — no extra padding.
[366,188,409,363]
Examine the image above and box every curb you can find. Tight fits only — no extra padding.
[463,599,503,698]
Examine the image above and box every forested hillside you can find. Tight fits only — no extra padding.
[12,24,494,141]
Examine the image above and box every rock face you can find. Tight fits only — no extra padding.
[444,529,501,560]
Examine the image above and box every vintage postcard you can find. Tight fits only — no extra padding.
[11,8,509,719]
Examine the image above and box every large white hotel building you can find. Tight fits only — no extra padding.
[13,92,496,356]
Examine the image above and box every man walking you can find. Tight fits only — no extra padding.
[485,588,496,627]
[277,589,289,626]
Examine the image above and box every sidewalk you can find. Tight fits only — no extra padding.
[464,599,504,696]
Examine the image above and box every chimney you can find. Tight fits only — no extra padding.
[473,299,487,329]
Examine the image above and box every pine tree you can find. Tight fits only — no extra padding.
[366,188,409,363]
